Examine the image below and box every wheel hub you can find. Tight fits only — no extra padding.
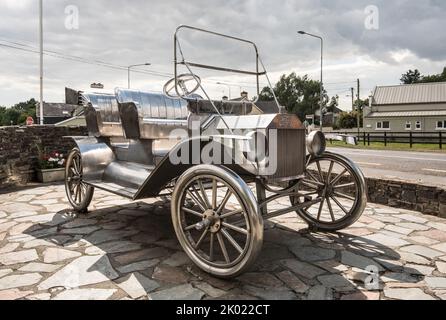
[196,209,221,233]
[325,185,334,197]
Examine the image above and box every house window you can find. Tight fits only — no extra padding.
[437,120,446,130]
[405,121,412,130]
[415,121,422,131]
[376,121,390,130]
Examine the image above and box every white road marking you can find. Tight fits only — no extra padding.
[356,162,382,167]
[422,168,446,174]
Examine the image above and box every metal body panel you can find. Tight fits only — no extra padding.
[134,137,253,200]
[116,89,188,140]
[103,161,152,189]
[82,93,124,138]
[73,137,115,182]
[213,114,304,131]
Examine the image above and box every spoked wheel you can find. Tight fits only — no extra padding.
[172,165,263,278]
[290,152,367,232]
[65,148,94,212]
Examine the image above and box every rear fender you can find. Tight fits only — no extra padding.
[68,137,115,182]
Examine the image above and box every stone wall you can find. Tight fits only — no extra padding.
[367,178,446,218]
[0,125,88,189]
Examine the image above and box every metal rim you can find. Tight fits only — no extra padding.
[65,150,89,207]
[178,174,251,268]
[291,153,365,227]
[172,165,263,278]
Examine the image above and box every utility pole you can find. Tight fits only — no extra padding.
[357,78,361,137]
[350,87,355,112]
[39,0,44,125]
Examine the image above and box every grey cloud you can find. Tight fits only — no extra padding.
[0,0,445,106]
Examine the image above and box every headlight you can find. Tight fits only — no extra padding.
[306,131,326,156]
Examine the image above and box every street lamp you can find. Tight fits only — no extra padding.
[128,63,151,89]
[298,30,324,131]
[39,0,44,125]
[216,82,232,100]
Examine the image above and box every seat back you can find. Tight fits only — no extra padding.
[81,92,124,137]
[115,89,189,139]
[118,102,141,139]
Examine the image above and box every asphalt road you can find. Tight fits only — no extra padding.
[327,147,446,188]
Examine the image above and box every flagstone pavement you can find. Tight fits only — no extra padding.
[1,183,446,300]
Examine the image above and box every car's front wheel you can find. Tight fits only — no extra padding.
[290,152,367,232]
[171,165,263,278]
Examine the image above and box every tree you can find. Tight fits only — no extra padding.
[1,108,21,126]
[258,72,329,121]
[0,98,37,126]
[421,67,446,83]
[354,98,369,112]
[326,95,339,113]
[336,110,363,129]
[337,112,357,129]
[0,106,5,125]
[258,87,274,101]
[400,67,446,84]
[401,69,421,84]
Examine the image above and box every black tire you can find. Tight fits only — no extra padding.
[290,152,367,232]
[65,148,94,212]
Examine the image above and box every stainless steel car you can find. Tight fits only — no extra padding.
[65,25,367,278]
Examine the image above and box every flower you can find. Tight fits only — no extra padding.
[38,149,67,170]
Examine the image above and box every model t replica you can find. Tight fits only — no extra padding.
[65,26,367,278]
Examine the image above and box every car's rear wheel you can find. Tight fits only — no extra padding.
[65,148,94,212]
[290,152,367,232]
[171,165,263,278]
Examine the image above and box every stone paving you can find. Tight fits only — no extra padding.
[1,183,446,300]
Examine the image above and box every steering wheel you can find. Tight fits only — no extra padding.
[163,73,201,99]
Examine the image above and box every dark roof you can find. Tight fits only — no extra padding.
[254,101,280,114]
[37,103,78,118]
[329,106,343,114]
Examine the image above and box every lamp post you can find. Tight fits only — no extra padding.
[216,82,232,100]
[39,0,44,125]
[127,63,151,89]
[298,30,324,131]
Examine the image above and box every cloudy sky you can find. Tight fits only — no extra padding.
[1,0,445,110]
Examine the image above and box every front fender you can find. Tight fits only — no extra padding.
[133,136,253,200]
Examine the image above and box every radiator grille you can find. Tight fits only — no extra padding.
[267,129,306,182]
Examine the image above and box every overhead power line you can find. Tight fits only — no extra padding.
[0,39,173,78]
[0,37,365,96]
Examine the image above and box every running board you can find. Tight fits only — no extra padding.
[86,181,138,199]
[85,161,154,199]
